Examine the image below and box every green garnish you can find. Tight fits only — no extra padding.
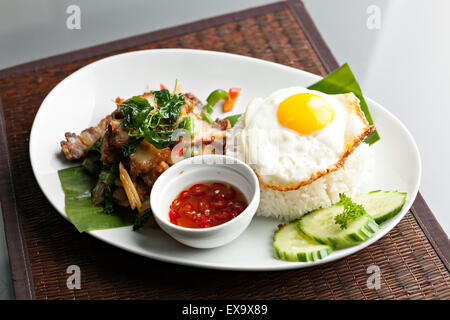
[203,104,214,114]
[223,114,241,127]
[201,112,213,124]
[177,116,194,136]
[133,208,153,231]
[122,138,142,157]
[103,184,114,215]
[334,194,367,230]
[98,163,117,185]
[119,87,186,149]
[206,89,229,106]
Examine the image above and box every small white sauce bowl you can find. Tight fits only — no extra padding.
[150,155,260,248]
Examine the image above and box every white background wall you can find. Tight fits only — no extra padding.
[0,0,448,299]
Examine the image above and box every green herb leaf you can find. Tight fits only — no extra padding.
[334,194,367,230]
[133,208,153,231]
[122,138,141,157]
[119,88,186,149]
[307,63,380,145]
[103,184,114,215]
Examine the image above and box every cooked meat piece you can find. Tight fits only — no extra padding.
[60,116,110,160]
[61,133,88,160]
[91,182,106,205]
[112,187,129,207]
[194,141,225,156]
[184,92,204,114]
[129,140,171,176]
[213,118,231,131]
[191,114,227,145]
[109,119,130,148]
[140,160,171,187]
[100,121,123,163]
[134,178,150,202]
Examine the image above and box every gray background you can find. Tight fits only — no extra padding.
[0,0,448,299]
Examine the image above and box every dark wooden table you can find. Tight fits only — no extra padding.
[0,0,449,300]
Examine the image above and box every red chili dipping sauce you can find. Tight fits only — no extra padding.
[169,182,248,228]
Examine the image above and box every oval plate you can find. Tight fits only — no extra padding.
[29,49,421,271]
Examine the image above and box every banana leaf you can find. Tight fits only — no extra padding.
[58,166,134,232]
[307,63,380,145]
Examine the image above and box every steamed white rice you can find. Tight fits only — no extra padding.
[226,116,374,221]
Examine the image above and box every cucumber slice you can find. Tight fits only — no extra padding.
[353,190,407,224]
[298,205,379,249]
[273,222,333,262]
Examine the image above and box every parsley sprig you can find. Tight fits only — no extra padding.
[334,194,367,230]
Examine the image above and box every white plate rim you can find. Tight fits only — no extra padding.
[29,48,422,271]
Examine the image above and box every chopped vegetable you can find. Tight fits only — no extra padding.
[223,114,241,127]
[119,162,142,211]
[203,104,214,114]
[353,190,407,224]
[98,166,117,186]
[103,184,114,215]
[223,88,241,113]
[206,89,229,106]
[160,83,168,90]
[201,112,213,124]
[298,200,379,249]
[82,158,100,177]
[133,208,154,231]
[273,221,333,262]
[122,138,142,157]
[334,194,366,230]
[177,116,194,136]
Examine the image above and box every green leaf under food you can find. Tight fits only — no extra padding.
[307,63,380,145]
[58,166,134,232]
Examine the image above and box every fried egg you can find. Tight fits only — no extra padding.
[232,87,374,190]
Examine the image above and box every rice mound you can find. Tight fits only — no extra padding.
[226,116,374,221]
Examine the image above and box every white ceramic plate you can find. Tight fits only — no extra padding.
[29,49,421,271]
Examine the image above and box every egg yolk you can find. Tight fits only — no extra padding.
[277,93,335,135]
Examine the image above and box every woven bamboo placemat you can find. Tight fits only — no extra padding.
[0,0,449,300]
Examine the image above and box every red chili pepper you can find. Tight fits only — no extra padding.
[223,88,241,113]
[160,83,168,90]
